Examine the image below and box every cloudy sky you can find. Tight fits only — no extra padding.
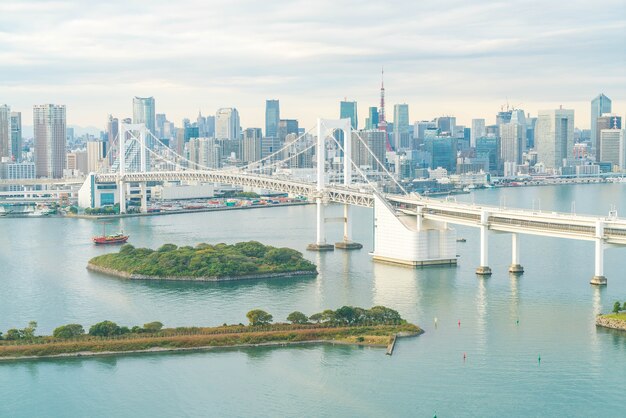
[1,0,625,131]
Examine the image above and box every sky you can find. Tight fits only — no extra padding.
[1,0,625,132]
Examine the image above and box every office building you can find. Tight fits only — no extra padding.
[215,108,240,140]
[535,108,575,170]
[242,128,262,164]
[424,136,457,172]
[34,104,66,178]
[393,104,410,150]
[1,161,35,180]
[155,113,167,138]
[436,116,456,136]
[265,100,280,138]
[471,119,485,148]
[415,121,437,143]
[365,107,379,130]
[87,140,106,173]
[599,129,625,170]
[132,97,156,136]
[10,112,22,162]
[340,100,358,129]
[188,137,221,169]
[500,123,524,165]
[278,119,299,143]
[596,114,622,161]
[0,105,10,161]
[476,136,501,174]
[591,93,611,152]
[261,136,282,163]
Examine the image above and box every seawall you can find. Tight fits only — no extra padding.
[596,315,626,331]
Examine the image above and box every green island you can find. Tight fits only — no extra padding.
[596,301,626,331]
[87,241,318,281]
[0,306,422,360]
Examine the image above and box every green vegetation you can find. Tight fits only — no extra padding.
[88,241,317,279]
[603,312,626,321]
[0,306,421,359]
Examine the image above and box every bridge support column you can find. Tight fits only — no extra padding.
[307,198,333,251]
[508,233,524,274]
[140,182,148,213]
[118,180,126,214]
[591,221,607,285]
[476,210,492,275]
[335,204,363,250]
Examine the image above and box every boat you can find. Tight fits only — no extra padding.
[456,238,467,243]
[93,224,129,245]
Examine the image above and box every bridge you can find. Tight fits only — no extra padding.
[76,119,626,286]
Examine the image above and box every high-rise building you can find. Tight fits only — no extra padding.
[242,128,262,164]
[350,130,386,171]
[393,104,409,150]
[436,116,456,136]
[500,123,524,165]
[156,113,167,138]
[0,105,10,161]
[34,104,66,178]
[591,93,612,152]
[366,107,379,130]
[260,136,282,163]
[265,100,280,138]
[340,100,358,129]
[424,136,458,172]
[476,136,502,174]
[596,114,622,162]
[599,129,625,170]
[526,116,537,149]
[496,110,512,126]
[205,116,215,138]
[188,137,221,169]
[106,115,118,163]
[415,121,437,142]
[535,108,575,170]
[278,119,298,143]
[470,119,485,148]
[87,140,106,173]
[215,108,240,140]
[132,97,156,136]
[10,112,22,162]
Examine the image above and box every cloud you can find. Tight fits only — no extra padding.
[0,0,624,129]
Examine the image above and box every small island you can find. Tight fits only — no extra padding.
[0,306,423,360]
[596,301,626,331]
[87,241,318,281]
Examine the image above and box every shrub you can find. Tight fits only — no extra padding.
[53,324,85,339]
[89,320,122,337]
[143,321,164,332]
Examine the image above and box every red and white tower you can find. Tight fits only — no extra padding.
[377,68,392,151]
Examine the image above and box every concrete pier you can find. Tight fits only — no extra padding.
[508,233,524,274]
[476,211,492,275]
[334,241,363,250]
[591,221,607,285]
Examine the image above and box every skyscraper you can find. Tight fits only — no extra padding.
[340,100,358,129]
[278,119,299,143]
[596,114,622,162]
[242,128,262,164]
[591,93,611,152]
[500,123,524,165]
[436,116,456,136]
[132,97,156,136]
[535,108,575,170]
[215,108,240,140]
[366,107,379,130]
[10,112,22,162]
[599,129,625,170]
[0,105,10,161]
[265,100,280,138]
[470,119,486,148]
[33,104,66,178]
[393,104,409,150]
[106,115,118,162]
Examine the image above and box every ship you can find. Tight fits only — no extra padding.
[92,232,129,245]
[93,223,129,245]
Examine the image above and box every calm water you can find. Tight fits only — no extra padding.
[1,183,625,417]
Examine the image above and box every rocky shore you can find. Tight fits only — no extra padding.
[596,315,626,331]
[87,263,317,282]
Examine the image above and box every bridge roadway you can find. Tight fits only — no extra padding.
[95,170,626,245]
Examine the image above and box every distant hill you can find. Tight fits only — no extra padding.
[21,125,102,139]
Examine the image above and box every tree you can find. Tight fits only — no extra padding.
[4,329,23,340]
[89,320,122,337]
[309,313,323,323]
[158,244,178,252]
[143,321,164,332]
[286,311,308,325]
[53,324,85,339]
[334,306,360,325]
[320,309,336,323]
[613,301,622,314]
[623,302,626,312]
[366,306,403,324]
[246,310,273,326]
[22,321,37,339]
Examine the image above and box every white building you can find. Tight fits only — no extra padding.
[600,129,626,171]
[535,108,574,171]
[500,123,524,165]
[0,105,10,161]
[34,104,66,178]
[215,108,240,140]
[470,119,485,148]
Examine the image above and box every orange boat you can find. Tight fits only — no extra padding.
[92,232,129,245]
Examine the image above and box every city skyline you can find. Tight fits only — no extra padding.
[0,0,624,129]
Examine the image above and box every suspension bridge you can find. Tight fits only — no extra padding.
[72,118,626,285]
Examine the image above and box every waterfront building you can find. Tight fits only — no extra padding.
[0,161,35,180]
[535,108,574,170]
[393,104,410,150]
[471,119,485,148]
[215,108,240,140]
[599,129,626,170]
[242,128,262,164]
[591,93,611,153]
[34,104,66,178]
[595,114,622,162]
[265,100,280,138]
[0,105,10,161]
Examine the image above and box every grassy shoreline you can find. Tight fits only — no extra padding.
[0,324,422,361]
[596,312,626,331]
